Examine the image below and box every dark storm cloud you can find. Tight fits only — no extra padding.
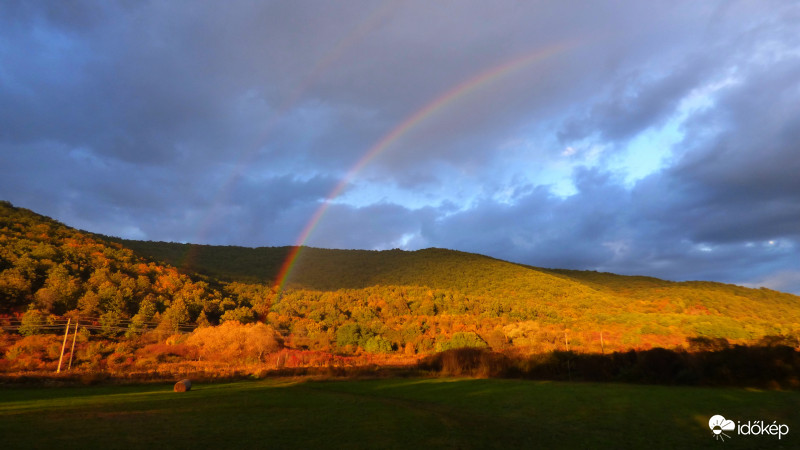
[420,169,633,270]
[420,30,800,292]
[2,1,799,293]
[413,3,800,290]
[646,54,800,245]
[557,59,712,144]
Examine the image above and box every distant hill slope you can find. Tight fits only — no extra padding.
[3,200,800,354]
[109,240,290,283]
[118,239,800,325]
[544,268,800,330]
[117,237,800,342]
[116,239,594,294]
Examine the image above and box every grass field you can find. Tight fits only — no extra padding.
[0,378,797,449]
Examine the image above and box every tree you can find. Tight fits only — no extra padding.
[220,306,256,324]
[99,310,124,337]
[33,287,60,313]
[19,307,46,336]
[160,298,190,332]
[196,311,212,328]
[0,268,32,311]
[125,313,148,338]
[436,332,488,352]
[40,265,81,313]
[186,322,282,363]
[77,291,101,316]
[136,296,158,321]
[364,336,393,353]
[336,323,362,348]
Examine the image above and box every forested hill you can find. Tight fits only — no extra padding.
[118,238,800,326]
[115,239,594,294]
[3,200,800,353]
[0,201,225,323]
[116,225,800,346]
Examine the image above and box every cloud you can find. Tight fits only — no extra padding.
[743,270,800,296]
[2,1,799,293]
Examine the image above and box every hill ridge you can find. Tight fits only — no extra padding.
[2,200,800,354]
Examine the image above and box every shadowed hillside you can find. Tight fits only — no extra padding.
[116,239,603,298]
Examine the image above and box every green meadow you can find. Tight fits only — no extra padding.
[1,378,796,449]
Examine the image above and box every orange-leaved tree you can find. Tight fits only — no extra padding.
[186,322,282,364]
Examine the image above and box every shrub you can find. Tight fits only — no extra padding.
[186,321,282,363]
[336,324,361,348]
[364,336,393,353]
[79,340,115,367]
[99,311,124,337]
[4,335,61,370]
[18,308,46,336]
[687,336,730,352]
[106,352,134,371]
[220,306,257,324]
[137,343,199,363]
[420,348,510,377]
[435,332,488,352]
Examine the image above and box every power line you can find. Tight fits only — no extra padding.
[2,324,196,334]
[1,313,197,334]
[2,314,198,328]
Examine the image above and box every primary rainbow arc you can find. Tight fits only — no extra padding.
[274,42,575,292]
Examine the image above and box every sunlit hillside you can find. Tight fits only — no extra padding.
[2,200,800,360]
[119,237,800,347]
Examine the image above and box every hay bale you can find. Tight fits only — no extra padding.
[173,379,192,392]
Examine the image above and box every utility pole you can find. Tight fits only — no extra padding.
[600,331,605,354]
[564,330,571,381]
[57,318,71,373]
[67,321,78,371]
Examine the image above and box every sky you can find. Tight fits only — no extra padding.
[1,1,799,294]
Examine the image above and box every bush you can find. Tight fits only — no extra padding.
[220,306,257,324]
[186,321,282,363]
[4,335,61,370]
[435,332,488,352]
[364,336,393,353]
[18,308,46,336]
[336,324,361,348]
[420,348,510,377]
[99,311,125,337]
[136,343,199,364]
[687,336,730,352]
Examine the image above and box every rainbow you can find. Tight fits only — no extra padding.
[273,42,576,292]
[177,3,401,271]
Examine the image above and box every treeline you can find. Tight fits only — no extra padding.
[0,320,407,378]
[5,319,798,389]
[420,339,800,388]
[3,200,800,360]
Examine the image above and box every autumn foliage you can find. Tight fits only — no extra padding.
[3,200,800,384]
[186,322,282,363]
